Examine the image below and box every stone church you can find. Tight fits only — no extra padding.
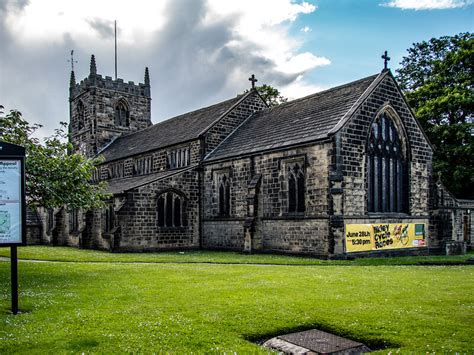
[27,55,473,256]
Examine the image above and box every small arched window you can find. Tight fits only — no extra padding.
[115,100,130,127]
[218,175,230,216]
[157,191,187,228]
[104,204,115,232]
[288,164,305,213]
[367,112,408,213]
[77,100,85,129]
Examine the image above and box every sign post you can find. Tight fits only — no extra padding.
[0,141,26,315]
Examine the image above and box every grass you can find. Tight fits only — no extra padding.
[0,247,473,353]
[0,245,472,265]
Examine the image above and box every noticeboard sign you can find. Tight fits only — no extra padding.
[0,142,26,247]
[345,223,427,253]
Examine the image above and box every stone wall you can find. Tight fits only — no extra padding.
[98,140,201,181]
[70,74,151,157]
[261,219,329,255]
[203,220,245,250]
[204,92,267,155]
[330,74,435,254]
[114,169,200,251]
[203,143,331,255]
[430,183,474,251]
[337,74,433,217]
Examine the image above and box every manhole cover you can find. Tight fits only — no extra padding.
[263,329,371,354]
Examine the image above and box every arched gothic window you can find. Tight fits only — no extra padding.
[288,164,305,213]
[114,100,130,127]
[104,204,115,232]
[77,100,85,129]
[218,175,230,216]
[157,191,187,228]
[367,112,408,213]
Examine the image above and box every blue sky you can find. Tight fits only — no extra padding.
[0,0,472,138]
[296,0,473,86]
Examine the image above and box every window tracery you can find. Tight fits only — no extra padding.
[288,163,305,213]
[367,112,408,213]
[218,175,230,217]
[167,147,191,169]
[114,100,130,127]
[77,100,85,130]
[157,191,187,228]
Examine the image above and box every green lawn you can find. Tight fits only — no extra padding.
[0,245,472,265]
[0,247,473,353]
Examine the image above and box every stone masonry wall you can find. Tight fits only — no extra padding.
[115,169,200,251]
[262,220,329,255]
[203,143,331,255]
[332,74,434,254]
[70,75,151,157]
[203,220,245,250]
[338,74,433,216]
[98,140,201,181]
[205,92,267,155]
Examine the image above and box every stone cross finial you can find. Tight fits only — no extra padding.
[248,74,258,89]
[381,50,390,71]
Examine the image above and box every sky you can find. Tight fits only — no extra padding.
[0,0,473,139]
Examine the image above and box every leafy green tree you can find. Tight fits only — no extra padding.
[396,32,474,198]
[244,84,288,107]
[0,106,108,208]
[256,84,288,107]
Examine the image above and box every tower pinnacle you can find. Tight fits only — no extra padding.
[70,70,76,88]
[144,67,150,86]
[89,54,97,76]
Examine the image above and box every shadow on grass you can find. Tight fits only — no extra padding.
[244,322,401,351]
[67,338,100,351]
[0,307,32,315]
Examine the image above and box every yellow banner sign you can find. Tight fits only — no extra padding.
[345,223,427,253]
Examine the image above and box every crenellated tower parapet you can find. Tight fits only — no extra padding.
[69,55,152,157]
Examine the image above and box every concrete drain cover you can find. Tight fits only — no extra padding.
[263,329,371,354]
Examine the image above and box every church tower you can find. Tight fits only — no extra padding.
[69,55,152,157]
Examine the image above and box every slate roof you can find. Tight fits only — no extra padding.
[105,166,197,194]
[205,72,384,161]
[100,95,245,162]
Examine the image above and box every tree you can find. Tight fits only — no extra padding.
[0,106,108,208]
[396,32,474,198]
[244,84,288,107]
[256,84,288,107]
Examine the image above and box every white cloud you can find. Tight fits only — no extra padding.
[276,53,330,75]
[281,75,327,101]
[380,0,473,10]
[301,26,312,33]
[0,0,329,138]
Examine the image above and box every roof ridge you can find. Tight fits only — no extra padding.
[197,90,256,137]
[327,71,387,135]
[99,95,241,157]
[273,73,380,109]
[205,73,382,162]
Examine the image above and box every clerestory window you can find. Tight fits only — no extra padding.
[167,147,190,169]
[367,112,408,213]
